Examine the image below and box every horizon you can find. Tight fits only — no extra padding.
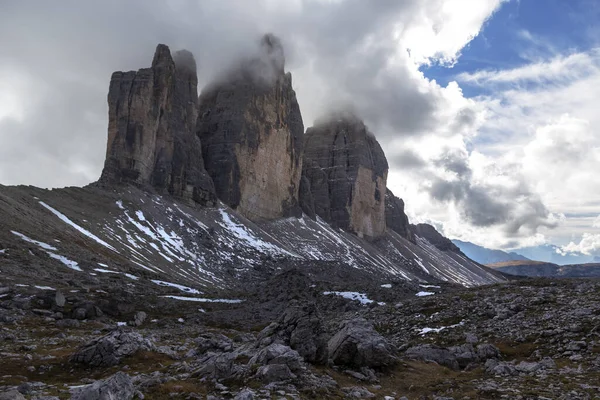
[1,0,599,255]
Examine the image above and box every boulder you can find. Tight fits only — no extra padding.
[130,311,146,327]
[54,291,66,308]
[99,44,216,206]
[256,364,296,383]
[302,113,388,239]
[256,302,328,364]
[70,329,152,367]
[70,372,134,400]
[404,345,460,370]
[328,318,397,368]
[193,351,246,380]
[406,343,500,371]
[195,332,234,354]
[197,34,304,221]
[249,343,305,372]
[0,390,25,400]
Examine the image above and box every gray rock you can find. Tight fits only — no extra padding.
[256,364,296,383]
[328,318,397,368]
[131,311,146,327]
[302,113,388,239]
[70,329,152,367]
[257,302,327,364]
[0,390,25,400]
[197,332,234,354]
[405,345,460,370]
[99,44,216,206]
[54,291,66,307]
[342,386,375,398]
[516,361,542,373]
[193,351,245,380]
[249,344,304,372]
[233,389,255,400]
[197,34,303,221]
[70,372,134,400]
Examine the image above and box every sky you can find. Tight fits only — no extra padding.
[1,0,599,255]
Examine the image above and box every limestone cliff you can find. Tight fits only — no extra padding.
[99,44,216,206]
[411,223,461,252]
[301,113,388,239]
[196,34,304,221]
[385,188,414,242]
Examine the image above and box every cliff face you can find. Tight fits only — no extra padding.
[411,223,461,253]
[196,34,304,221]
[99,44,216,206]
[301,114,388,239]
[385,188,414,242]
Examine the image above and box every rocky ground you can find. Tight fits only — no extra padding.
[1,266,599,400]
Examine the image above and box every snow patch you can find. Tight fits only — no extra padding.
[323,291,385,305]
[0,249,6,254]
[117,322,127,326]
[94,268,119,274]
[47,252,82,272]
[381,284,392,288]
[418,321,464,335]
[116,200,124,210]
[416,291,435,297]
[151,280,202,294]
[162,295,243,303]
[34,285,55,290]
[419,284,441,289]
[39,201,117,252]
[11,231,57,251]
[124,273,139,281]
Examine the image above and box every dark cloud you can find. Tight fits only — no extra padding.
[425,150,557,235]
[391,149,428,170]
[0,0,468,187]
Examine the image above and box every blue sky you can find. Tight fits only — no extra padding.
[424,0,600,97]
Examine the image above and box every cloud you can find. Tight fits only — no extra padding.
[0,0,505,188]
[458,50,600,85]
[561,233,600,256]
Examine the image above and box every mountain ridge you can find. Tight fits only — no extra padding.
[0,39,505,298]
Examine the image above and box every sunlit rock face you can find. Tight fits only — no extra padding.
[301,113,388,240]
[99,44,216,206]
[196,34,304,221]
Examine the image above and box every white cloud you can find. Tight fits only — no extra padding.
[458,50,600,85]
[561,233,600,256]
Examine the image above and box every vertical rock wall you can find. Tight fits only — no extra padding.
[196,34,304,221]
[99,44,216,206]
[301,114,388,239]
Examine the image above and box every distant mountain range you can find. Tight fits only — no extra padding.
[510,244,596,266]
[452,240,597,266]
[452,240,530,265]
[488,260,600,278]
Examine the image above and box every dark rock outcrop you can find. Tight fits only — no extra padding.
[328,318,397,368]
[196,34,304,221]
[385,188,414,241]
[411,223,460,252]
[302,113,388,239]
[256,302,328,364]
[70,330,152,367]
[70,372,135,400]
[99,44,216,206]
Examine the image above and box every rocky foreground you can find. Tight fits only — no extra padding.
[1,271,599,400]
